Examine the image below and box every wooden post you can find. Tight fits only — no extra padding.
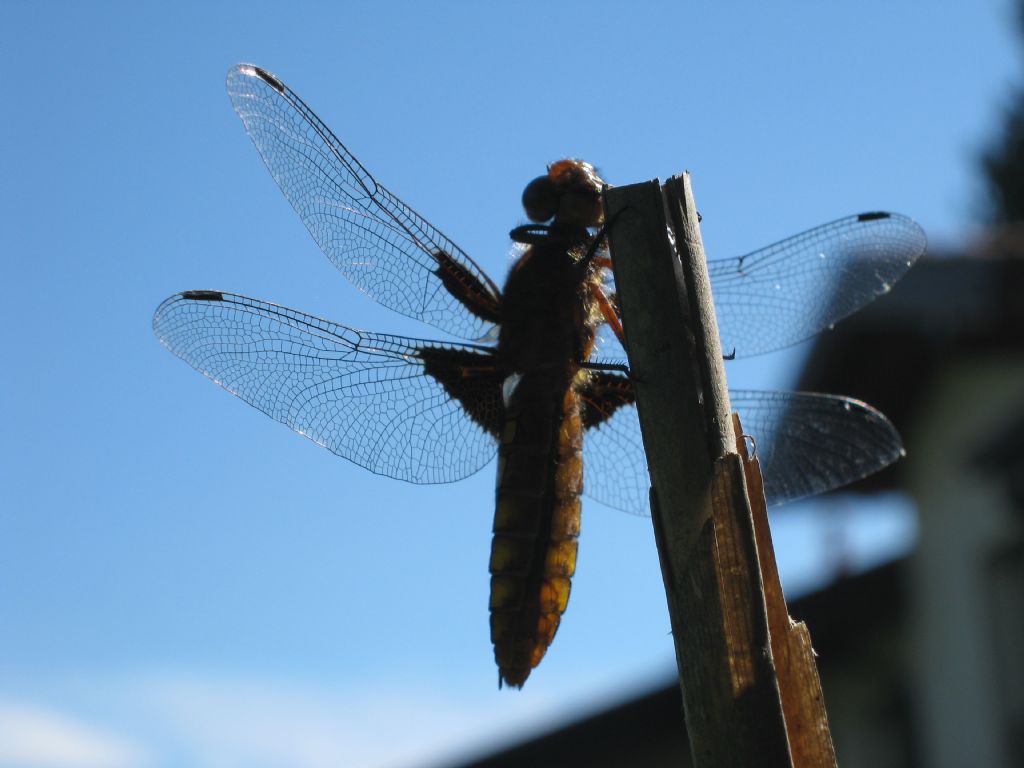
[603,174,836,767]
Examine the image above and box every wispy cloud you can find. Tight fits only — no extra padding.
[0,669,623,768]
[0,699,149,768]
[144,675,553,768]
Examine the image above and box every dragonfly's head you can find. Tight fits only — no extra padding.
[522,159,606,230]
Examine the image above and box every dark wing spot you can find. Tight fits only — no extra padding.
[579,372,635,429]
[418,346,507,437]
[181,290,225,301]
[432,250,503,324]
[252,66,285,93]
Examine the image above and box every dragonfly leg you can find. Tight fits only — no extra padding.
[591,282,626,346]
[578,359,630,376]
[578,206,628,270]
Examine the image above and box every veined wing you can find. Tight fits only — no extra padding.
[581,379,903,515]
[708,212,925,357]
[590,212,925,364]
[727,390,903,503]
[226,64,502,342]
[153,291,504,484]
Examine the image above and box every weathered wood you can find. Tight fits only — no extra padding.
[604,174,796,767]
[736,414,838,767]
[662,175,735,461]
[603,179,716,564]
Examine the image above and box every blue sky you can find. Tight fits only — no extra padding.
[0,1,1016,766]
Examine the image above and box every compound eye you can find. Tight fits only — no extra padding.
[522,175,558,222]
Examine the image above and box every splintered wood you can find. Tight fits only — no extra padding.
[735,413,836,766]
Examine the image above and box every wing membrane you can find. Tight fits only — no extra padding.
[582,385,903,514]
[708,212,926,357]
[226,64,501,341]
[153,291,501,483]
[580,394,651,516]
[591,212,925,364]
[729,390,903,504]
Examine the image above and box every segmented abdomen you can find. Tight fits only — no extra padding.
[489,376,583,688]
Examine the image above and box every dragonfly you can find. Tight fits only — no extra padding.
[153,64,927,688]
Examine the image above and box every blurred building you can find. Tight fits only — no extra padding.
[443,243,1024,768]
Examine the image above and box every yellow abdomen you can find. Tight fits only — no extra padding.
[489,379,583,688]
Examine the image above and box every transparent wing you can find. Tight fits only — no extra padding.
[153,291,501,484]
[729,390,904,504]
[581,394,651,516]
[583,387,903,514]
[591,212,925,364]
[707,212,926,357]
[226,64,501,342]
